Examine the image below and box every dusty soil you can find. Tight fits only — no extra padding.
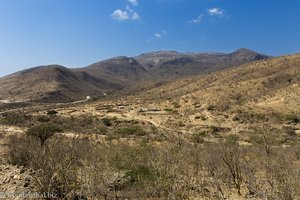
[0,127,35,200]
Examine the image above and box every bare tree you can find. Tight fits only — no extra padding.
[220,135,243,195]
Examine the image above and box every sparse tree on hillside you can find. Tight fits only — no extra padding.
[26,123,63,147]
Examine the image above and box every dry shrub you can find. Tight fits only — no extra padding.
[6,127,300,199]
[7,134,38,167]
[7,134,88,199]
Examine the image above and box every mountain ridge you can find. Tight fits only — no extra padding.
[0,48,270,102]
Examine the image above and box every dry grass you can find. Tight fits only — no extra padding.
[1,54,300,199]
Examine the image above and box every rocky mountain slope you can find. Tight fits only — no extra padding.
[0,65,123,102]
[135,48,269,79]
[0,48,269,103]
[83,56,150,83]
[0,52,299,200]
[135,53,300,116]
[106,53,299,140]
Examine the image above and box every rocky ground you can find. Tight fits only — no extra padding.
[0,129,35,200]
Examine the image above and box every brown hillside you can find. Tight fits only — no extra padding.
[136,53,300,114]
[0,65,122,102]
[0,49,269,103]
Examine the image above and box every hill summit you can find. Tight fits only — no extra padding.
[0,48,269,102]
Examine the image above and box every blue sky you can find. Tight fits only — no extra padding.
[0,0,300,77]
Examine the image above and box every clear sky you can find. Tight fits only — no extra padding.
[0,0,300,77]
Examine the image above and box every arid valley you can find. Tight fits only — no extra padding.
[0,51,299,199]
[0,0,300,199]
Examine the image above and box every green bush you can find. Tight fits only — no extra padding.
[207,105,216,111]
[116,126,146,137]
[0,111,32,126]
[26,123,63,146]
[105,134,120,141]
[37,115,51,122]
[108,143,157,188]
[172,102,181,108]
[285,114,300,123]
[194,116,201,120]
[225,134,239,144]
[283,126,297,141]
[51,115,107,135]
[47,110,58,115]
[191,132,206,144]
[164,108,174,112]
[102,118,112,126]
[211,126,221,134]
[126,165,156,183]
[249,134,264,144]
